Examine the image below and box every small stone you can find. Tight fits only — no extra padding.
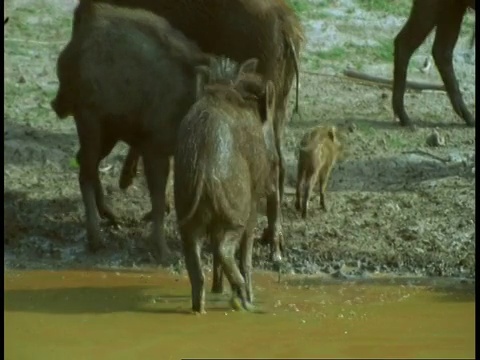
[426,129,445,147]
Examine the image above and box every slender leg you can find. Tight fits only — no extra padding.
[182,232,205,314]
[217,229,254,311]
[210,230,225,294]
[301,171,318,219]
[392,1,436,126]
[74,110,104,252]
[432,5,474,126]
[141,148,170,263]
[239,203,257,304]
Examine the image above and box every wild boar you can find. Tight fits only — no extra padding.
[295,125,343,219]
[174,57,280,313]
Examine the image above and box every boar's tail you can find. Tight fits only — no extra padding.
[177,164,206,228]
[287,36,300,118]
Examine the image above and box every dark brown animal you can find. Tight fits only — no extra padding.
[4,17,9,25]
[51,2,212,261]
[174,57,280,313]
[295,126,342,219]
[74,0,303,252]
[392,0,475,127]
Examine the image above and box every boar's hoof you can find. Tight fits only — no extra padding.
[230,297,255,312]
[192,309,207,315]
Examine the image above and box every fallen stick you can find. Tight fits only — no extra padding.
[343,69,446,92]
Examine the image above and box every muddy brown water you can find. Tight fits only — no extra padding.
[4,269,474,359]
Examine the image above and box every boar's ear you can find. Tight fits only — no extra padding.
[261,80,276,125]
[327,126,337,142]
[239,58,259,76]
[195,65,210,100]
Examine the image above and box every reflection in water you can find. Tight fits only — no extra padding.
[4,270,475,359]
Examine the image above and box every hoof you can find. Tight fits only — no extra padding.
[192,309,207,315]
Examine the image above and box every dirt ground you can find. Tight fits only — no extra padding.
[4,0,476,279]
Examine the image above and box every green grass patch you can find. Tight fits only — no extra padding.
[286,0,316,16]
[310,47,348,61]
[358,0,412,17]
[345,40,394,63]
[304,39,394,71]
[387,135,409,149]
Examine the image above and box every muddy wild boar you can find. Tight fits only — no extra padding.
[174,57,280,313]
[392,0,475,127]
[73,0,304,249]
[50,2,213,262]
[295,126,343,219]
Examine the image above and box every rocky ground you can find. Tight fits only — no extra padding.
[4,0,476,279]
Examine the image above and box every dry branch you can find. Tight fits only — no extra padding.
[343,69,446,92]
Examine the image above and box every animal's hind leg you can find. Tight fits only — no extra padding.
[210,229,225,294]
[318,167,333,212]
[76,136,118,225]
[94,135,118,224]
[217,228,253,311]
[239,203,257,304]
[74,110,105,252]
[181,230,205,314]
[141,147,171,263]
[432,6,474,126]
[392,1,436,126]
[295,166,304,212]
[301,172,318,219]
[140,157,174,223]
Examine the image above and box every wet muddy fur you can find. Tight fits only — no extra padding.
[392,0,475,127]
[51,2,210,263]
[174,58,279,313]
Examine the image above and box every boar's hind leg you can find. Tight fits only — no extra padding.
[211,230,225,294]
[182,233,206,314]
[295,166,304,212]
[239,204,257,304]
[301,172,318,219]
[74,111,106,252]
[218,228,254,312]
[318,167,333,212]
[141,149,171,263]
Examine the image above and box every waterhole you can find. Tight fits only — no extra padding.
[4,270,474,359]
